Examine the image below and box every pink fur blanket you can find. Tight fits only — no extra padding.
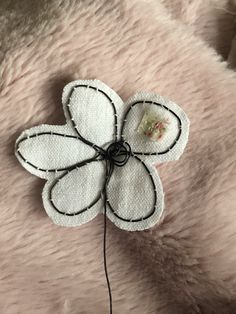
[1,1,236,313]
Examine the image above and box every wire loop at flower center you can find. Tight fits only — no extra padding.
[102,141,131,167]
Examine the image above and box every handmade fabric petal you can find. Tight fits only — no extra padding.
[15,124,96,179]
[121,92,189,164]
[62,80,124,147]
[42,160,105,227]
[105,155,163,231]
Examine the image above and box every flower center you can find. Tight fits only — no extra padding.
[103,141,131,167]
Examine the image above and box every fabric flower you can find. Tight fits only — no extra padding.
[15,80,189,231]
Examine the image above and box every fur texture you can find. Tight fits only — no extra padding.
[0,0,236,313]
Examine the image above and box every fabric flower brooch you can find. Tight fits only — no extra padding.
[15,80,189,231]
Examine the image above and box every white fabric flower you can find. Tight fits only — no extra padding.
[15,80,189,231]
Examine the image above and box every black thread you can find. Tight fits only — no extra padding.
[103,191,113,314]
[48,146,156,223]
[16,84,183,314]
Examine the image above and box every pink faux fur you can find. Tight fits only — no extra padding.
[0,1,236,313]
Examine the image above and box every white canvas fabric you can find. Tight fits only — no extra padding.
[15,79,189,231]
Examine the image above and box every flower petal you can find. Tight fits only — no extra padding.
[15,124,96,179]
[62,80,124,148]
[42,160,105,227]
[121,92,189,164]
[105,155,163,231]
